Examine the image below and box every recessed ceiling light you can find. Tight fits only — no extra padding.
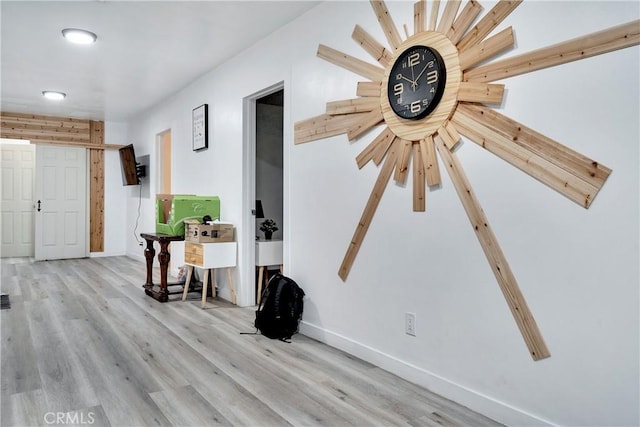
[42,91,66,101]
[62,28,97,45]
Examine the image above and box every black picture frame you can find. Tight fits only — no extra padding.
[192,104,208,151]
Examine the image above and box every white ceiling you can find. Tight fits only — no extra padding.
[0,1,319,122]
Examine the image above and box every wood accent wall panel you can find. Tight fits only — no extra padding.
[0,112,121,150]
[0,112,91,143]
[89,120,105,252]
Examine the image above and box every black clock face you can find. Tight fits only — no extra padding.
[387,45,446,120]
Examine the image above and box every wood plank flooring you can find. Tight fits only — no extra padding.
[1,256,502,427]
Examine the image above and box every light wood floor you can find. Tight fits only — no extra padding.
[1,256,502,427]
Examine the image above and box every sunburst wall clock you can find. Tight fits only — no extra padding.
[294,0,639,360]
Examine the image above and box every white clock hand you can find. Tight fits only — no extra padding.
[410,64,417,91]
[414,63,430,85]
[399,74,418,91]
[399,74,415,85]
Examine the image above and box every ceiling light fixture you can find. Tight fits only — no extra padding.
[42,91,66,101]
[62,28,97,45]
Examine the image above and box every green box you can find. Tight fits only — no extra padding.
[156,194,220,237]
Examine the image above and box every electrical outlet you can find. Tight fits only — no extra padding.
[405,312,416,336]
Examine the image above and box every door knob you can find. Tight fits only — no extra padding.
[37,200,41,212]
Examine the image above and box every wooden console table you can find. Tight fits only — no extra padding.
[141,232,184,302]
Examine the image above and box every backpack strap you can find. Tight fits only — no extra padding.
[272,278,286,319]
[256,279,272,312]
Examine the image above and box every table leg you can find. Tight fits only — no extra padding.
[157,240,171,302]
[181,265,194,301]
[211,269,217,298]
[257,266,265,305]
[227,268,236,305]
[141,234,184,303]
[201,269,210,309]
[143,238,155,288]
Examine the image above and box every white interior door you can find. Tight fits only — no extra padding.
[0,143,35,257]
[35,145,87,261]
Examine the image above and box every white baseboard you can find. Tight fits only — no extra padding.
[299,321,555,427]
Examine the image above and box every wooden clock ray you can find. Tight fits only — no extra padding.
[293,0,640,360]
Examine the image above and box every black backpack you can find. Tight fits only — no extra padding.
[254,273,305,342]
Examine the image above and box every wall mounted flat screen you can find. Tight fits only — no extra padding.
[119,144,140,186]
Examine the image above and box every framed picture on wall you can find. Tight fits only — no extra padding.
[192,104,208,151]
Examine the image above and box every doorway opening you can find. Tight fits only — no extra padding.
[242,82,284,306]
[255,90,284,240]
[156,129,172,194]
[255,90,284,303]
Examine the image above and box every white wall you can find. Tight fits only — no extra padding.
[125,2,639,425]
[91,121,129,257]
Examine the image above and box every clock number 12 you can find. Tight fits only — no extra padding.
[407,52,420,67]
